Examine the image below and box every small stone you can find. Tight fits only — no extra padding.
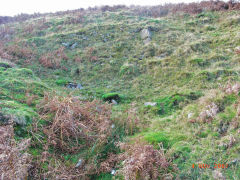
[71,42,78,49]
[76,83,83,89]
[66,82,83,89]
[230,159,240,165]
[188,113,193,119]
[140,28,151,40]
[0,63,11,69]
[75,159,83,168]
[144,102,157,106]
[111,169,116,175]
[111,99,118,105]
[111,124,115,128]
[62,42,70,47]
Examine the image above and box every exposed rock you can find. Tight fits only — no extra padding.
[140,28,151,40]
[75,159,83,168]
[188,113,193,119]
[148,26,160,32]
[133,27,143,33]
[62,42,71,47]
[82,36,88,40]
[138,54,145,60]
[0,62,12,69]
[111,99,118,105]
[71,42,78,49]
[66,83,83,89]
[144,102,157,106]
[111,169,116,175]
[229,158,240,166]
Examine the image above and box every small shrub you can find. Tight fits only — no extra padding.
[119,62,135,75]
[156,95,185,115]
[189,58,208,67]
[102,93,120,102]
[55,79,68,86]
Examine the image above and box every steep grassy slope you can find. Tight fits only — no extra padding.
[0,7,240,179]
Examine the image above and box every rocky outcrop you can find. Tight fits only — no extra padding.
[140,28,152,44]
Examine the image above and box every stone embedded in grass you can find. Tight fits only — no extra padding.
[71,42,78,49]
[140,28,151,40]
[0,62,12,69]
[62,42,71,48]
[75,159,83,168]
[66,82,83,89]
[111,169,116,175]
[144,102,157,107]
[111,99,118,105]
[187,112,193,119]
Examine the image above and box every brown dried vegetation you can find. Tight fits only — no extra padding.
[39,47,68,69]
[0,41,36,63]
[0,124,32,179]
[117,141,173,180]
[38,93,112,153]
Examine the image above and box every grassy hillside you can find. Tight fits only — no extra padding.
[0,3,240,179]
